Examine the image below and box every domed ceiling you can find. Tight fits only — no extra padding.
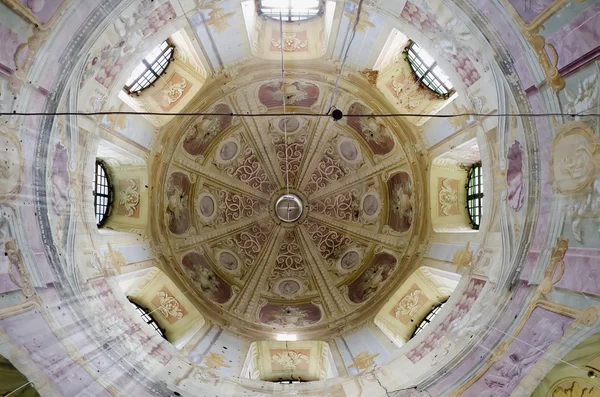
[150,72,426,338]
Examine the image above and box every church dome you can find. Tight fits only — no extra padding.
[0,0,599,396]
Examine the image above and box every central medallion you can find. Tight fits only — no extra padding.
[275,194,303,223]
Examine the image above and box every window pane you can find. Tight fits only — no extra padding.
[407,42,452,96]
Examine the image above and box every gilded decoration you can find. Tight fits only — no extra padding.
[149,67,426,339]
[348,351,380,371]
[552,381,599,397]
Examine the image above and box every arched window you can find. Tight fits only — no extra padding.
[258,0,322,21]
[466,163,484,229]
[93,160,112,227]
[124,40,175,94]
[129,299,167,340]
[412,300,447,338]
[406,42,453,97]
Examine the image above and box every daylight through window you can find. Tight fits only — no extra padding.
[406,42,453,96]
[124,40,175,94]
[93,160,112,227]
[129,300,166,339]
[258,0,321,21]
[467,164,484,229]
[412,301,447,338]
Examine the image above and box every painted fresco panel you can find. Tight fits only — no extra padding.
[181,252,232,304]
[183,103,232,156]
[346,102,395,156]
[258,81,319,108]
[166,172,191,234]
[259,302,322,327]
[347,252,396,304]
[387,172,413,232]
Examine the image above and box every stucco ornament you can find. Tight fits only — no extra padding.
[161,77,188,105]
[395,289,425,318]
[118,179,140,217]
[438,178,458,216]
[552,381,599,397]
[156,290,185,321]
[271,32,308,52]
[271,351,309,371]
[551,124,598,193]
[566,178,600,243]
[564,74,598,116]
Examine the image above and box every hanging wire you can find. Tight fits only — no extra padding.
[325,0,364,114]
[279,8,290,195]
[2,111,599,118]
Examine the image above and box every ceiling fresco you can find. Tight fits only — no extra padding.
[150,72,424,338]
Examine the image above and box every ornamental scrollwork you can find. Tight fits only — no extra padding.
[118,179,140,217]
[438,178,458,216]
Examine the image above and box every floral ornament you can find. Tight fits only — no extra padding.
[161,77,187,106]
[118,179,140,217]
[156,290,185,321]
[395,289,425,318]
[552,381,599,397]
[507,141,525,212]
[438,178,458,216]
[272,32,308,52]
[271,351,309,371]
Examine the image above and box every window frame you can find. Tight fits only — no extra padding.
[411,300,447,338]
[128,299,167,340]
[406,41,453,97]
[123,40,175,95]
[257,0,323,22]
[93,160,113,227]
[466,163,484,230]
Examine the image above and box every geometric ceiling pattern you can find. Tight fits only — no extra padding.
[152,77,422,338]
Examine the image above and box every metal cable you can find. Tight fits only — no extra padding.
[279,9,290,195]
[2,111,599,118]
[326,0,364,113]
